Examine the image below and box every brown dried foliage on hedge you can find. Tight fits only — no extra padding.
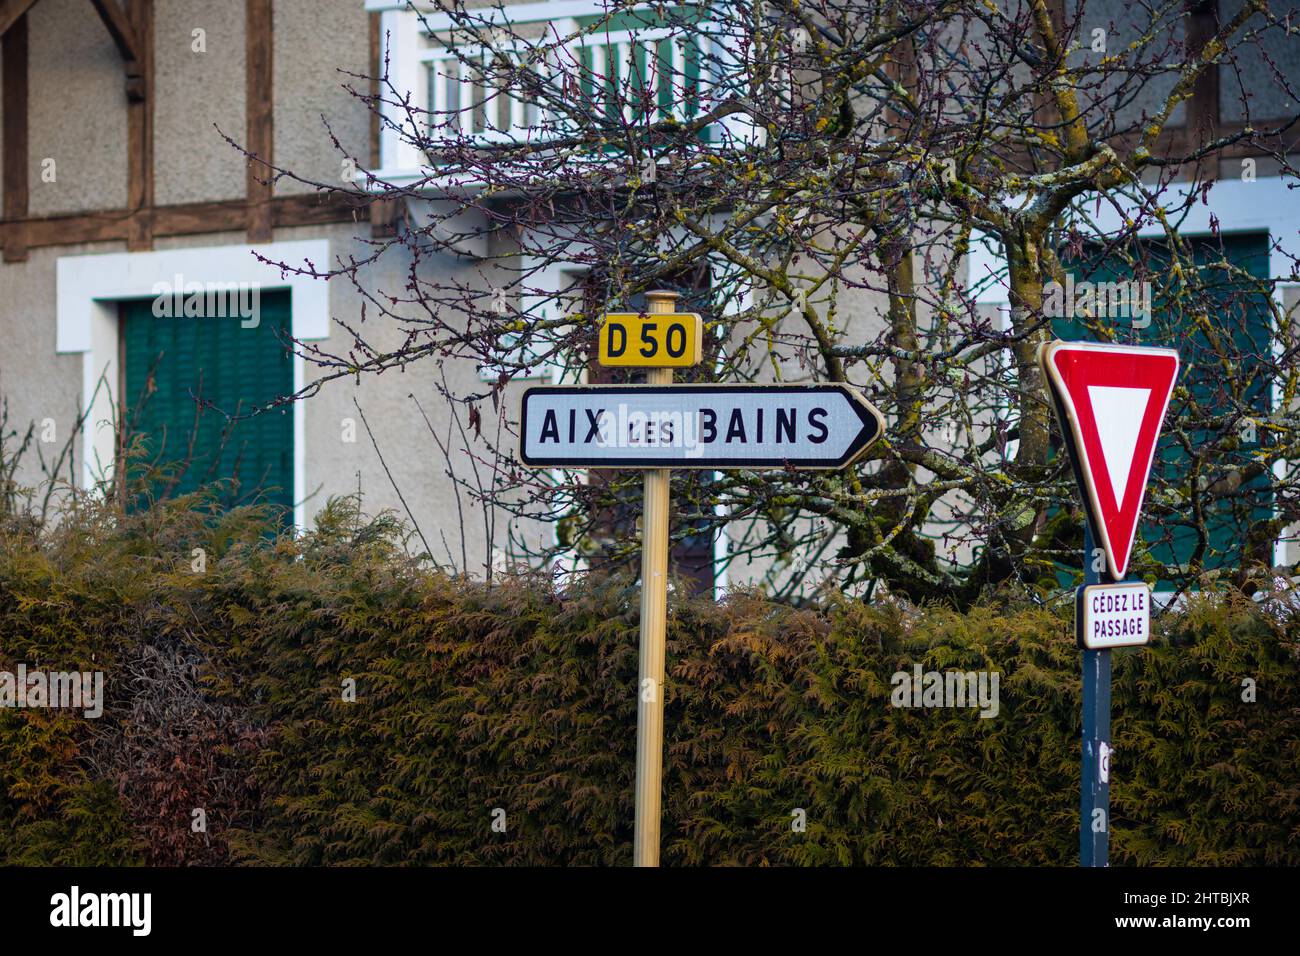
[1,492,1297,865]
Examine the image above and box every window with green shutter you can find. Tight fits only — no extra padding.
[120,290,294,515]
[1055,232,1273,585]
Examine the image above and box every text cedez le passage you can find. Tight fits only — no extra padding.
[1090,586,1148,639]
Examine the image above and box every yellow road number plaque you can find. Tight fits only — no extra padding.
[598,312,703,368]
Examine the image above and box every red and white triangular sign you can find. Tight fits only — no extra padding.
[1039,340,1180,581]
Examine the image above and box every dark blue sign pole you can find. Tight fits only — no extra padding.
[1080,520,1111,866]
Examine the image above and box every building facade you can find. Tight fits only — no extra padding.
[2,0,1299,593]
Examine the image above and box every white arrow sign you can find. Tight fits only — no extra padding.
[519,384,884,469]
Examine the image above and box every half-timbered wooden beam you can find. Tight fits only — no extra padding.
[0,0,39,38]
[1186,0,1222,166]
[2,10,29,262]
[245,0,274,242]
[124,0,153,249]
[88,0,140,65]
[367,11,399,238]
[15,192,361,249]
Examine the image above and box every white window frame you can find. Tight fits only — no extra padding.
[55,239,332,530]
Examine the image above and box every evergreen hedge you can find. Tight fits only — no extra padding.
[1,495,1296,865]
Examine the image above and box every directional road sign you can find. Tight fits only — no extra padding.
[519,383,884,470]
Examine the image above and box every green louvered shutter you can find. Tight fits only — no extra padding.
[121,290,294,515]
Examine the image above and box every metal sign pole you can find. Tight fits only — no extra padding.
[1080,520,1111,867]
[1040,340,1177,867]
[633,291,676,867]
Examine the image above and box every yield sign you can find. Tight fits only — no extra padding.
[1039,340,1180,581]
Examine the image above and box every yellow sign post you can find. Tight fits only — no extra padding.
[516,291,885,866]
[599,310,703,368]
[627,291,680,868]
